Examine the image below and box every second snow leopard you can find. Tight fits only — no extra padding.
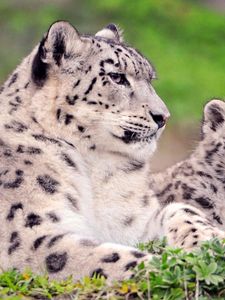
[150,99,225,249]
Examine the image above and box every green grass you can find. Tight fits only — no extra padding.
[0,239,224,299]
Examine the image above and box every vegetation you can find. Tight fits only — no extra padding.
[0,0,224,122]
[0,239,224,299]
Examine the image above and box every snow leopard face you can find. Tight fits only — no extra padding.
[31,22,169,160]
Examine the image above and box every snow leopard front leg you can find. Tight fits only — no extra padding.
[155,203,225,250]
[9,230,151,282]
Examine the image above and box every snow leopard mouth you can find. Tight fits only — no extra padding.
[111,129,155,144]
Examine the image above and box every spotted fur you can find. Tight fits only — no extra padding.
[0,21,170,282]
[1,21,222,283]
[150,99,225,250]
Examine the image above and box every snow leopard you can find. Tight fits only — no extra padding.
[0,21,223,282]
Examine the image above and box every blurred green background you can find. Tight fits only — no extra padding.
[0,0,224,169]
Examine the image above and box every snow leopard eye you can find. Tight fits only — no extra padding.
[108,72,130,86]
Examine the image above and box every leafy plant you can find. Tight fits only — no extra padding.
[0,238,224,299]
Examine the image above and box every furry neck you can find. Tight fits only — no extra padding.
[193,138,225,175]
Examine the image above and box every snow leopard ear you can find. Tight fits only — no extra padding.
[95,24,123,43]
[202,99,225,137]
[32,21,81,87]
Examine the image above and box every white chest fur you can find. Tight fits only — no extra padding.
[84,152,160,245]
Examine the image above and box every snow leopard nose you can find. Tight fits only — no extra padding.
[149,112,170,128]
